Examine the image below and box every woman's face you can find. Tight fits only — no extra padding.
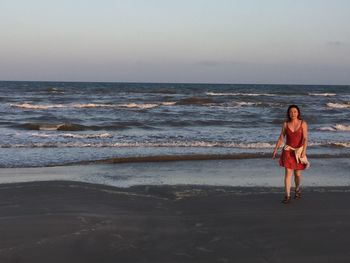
[289,107,299,120]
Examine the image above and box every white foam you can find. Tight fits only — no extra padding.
[206,92,240,96]
[118,103,159,109]
[235,102,260,107]
[3,140,349,149]
[206,92,275,97]
[319,124,350,132]
[227,142,275,148]
[11,103,66,110]
[309,93,336,97]
[3,141,275,149]
[326,102,350,109]
[31,133,113,139]
[330,142,350,148]
[30,133,52,138]
[10,102,164,110]
[61,133,113,139]
[73,103,115,108]
[211,101,262,109]
[307,141,350,148]
[161,102,176,106]
[318,127,336,131]
[335,124,350,131]
[39,125,60,131]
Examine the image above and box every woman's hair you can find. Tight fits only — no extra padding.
[286,104,302,121]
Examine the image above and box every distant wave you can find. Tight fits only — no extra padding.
[11,102,176,110]
[20,123,86,131]
[11,103,65,110]
[329,142,350,148]
[235,102,261,107]
[161,102,177,106]
[208,101,266,109]
[318,124,350,132]
[118,103,159,109]
[10,100,270,110]
[1,141,349,148]
[73,102,162,109]
[73,103,115,108]
[0,141,275,148]
[206,92,276,97]
[309,93,336,97]
[326,102,350,109]
[18,121,155,131]
[76,102,175,109]
[47,88,65,94]
[31,132,113,139]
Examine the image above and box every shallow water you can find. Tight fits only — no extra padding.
[0,158,349,187]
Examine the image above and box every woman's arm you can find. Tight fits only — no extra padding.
[301,121,308,157]
[272,122,286,159]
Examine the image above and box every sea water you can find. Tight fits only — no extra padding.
[0,81,349,186]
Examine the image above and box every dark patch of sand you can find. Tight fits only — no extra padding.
[1,181,350,263]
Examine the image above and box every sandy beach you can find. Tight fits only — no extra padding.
[1,180,350,263]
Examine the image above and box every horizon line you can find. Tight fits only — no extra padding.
[0,79,348,86]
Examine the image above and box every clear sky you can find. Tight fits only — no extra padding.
[0,0,349,84]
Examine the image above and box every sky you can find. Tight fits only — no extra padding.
[0,0,349,84]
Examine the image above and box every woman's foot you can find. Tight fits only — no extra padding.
[282,195,291,204]
[294,188,301,199]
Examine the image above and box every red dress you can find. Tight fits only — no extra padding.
[279,121,306,170]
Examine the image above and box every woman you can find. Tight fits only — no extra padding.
[272,105,308,204]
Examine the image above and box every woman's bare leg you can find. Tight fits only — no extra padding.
[284,168,293,197]
[294,170,302,191]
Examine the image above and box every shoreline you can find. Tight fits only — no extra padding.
[1,157,349,187]
[1,181,350,262]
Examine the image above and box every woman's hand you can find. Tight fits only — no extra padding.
[301,151,306,158]
[272,149,277,159]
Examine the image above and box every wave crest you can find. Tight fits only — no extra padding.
[11,102,174,110]
[326,102,350,109]
[11,103,65,110]
[74,103,115,108]
[319,124,350,132]
[1,141,350,148]
[329,142,350,148]
[118,103,159,109]
[309,93,336,97]
[32,132,113,139]
[206,92,275,97]
[21,123,86,131]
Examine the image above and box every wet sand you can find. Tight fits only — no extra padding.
[1,181,350,263]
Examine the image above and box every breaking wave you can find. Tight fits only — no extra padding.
[11,102,176,110]
[206,92,276,97]
[309,93,336,97]
[2,141,349,148]
[326,102,350,109]
[11,103,66,110]
[318,124,350,132]
[31,132,113,139]
[118,103,159,109]
[20,123,87,131]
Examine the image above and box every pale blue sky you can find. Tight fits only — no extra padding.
[0,0,349,84]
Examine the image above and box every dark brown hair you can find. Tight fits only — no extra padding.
[286,105,301,121]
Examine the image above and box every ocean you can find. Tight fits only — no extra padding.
[0,81,349,168]
[0,81,349,187]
